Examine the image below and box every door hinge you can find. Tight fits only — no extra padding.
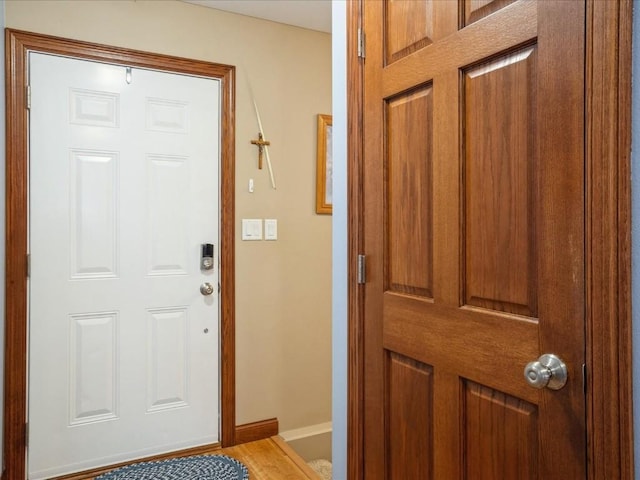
[357,254,366,284]
[25,422,29,447]
[26,253,30,278]
[357,28,366,59]
[582,363,587,394]
[26,85,31,110]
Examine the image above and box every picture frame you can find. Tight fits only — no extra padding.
[316,114,333,214]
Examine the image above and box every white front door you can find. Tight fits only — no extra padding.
[28,53,221,479]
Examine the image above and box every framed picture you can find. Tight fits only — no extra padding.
[316,114,333,214]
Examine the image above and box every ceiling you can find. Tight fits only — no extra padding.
[183,0,332,33]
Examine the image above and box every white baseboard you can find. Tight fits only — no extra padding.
[279,421,332,442]
[280,422,332,462]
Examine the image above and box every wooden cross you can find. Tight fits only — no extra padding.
[250,132,270,170]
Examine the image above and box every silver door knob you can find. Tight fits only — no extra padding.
[200,282,214,296]
[524,354,567,390]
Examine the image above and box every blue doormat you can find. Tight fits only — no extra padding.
[95,454,249,480]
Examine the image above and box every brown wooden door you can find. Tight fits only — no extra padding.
[361,1,586,478]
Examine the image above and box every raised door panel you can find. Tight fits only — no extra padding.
[147,307,189,412]
[70,88,119,128]
[385,0,433,64]
[147,154,189,276]
[463,46,538,317]
[463,382,538,479]
[386,353,433,480]
[70,149,119,279]
[69,312,119,425]
[146,97,188,134]
[386,87,433,298]
[463,0,518,26]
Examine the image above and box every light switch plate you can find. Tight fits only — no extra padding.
[264,219,278,240]
[242,219,263,240]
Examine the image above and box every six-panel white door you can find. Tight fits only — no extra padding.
[28,53,221,479]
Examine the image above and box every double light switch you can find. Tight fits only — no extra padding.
[242,219,277,241]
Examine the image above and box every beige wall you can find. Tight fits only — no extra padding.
[6,0,332,432]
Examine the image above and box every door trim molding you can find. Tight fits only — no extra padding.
[3,29,237,479]
[585,1,634,477]
[346,0,634,478]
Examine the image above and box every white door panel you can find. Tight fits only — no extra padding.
[28,53,220,479]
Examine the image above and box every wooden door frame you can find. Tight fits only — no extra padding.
[3,29,237,479]
[346,0,634,478]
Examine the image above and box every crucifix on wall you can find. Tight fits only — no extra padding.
[251,132,270,170]
[249,99,276,189]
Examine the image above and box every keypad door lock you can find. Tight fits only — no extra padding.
[201,243,214,270]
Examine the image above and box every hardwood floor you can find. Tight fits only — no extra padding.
[221,436,322,479]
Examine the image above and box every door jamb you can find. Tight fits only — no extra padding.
[346,0,364,479]
[3,29,237,480]
[346,0,634,478]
